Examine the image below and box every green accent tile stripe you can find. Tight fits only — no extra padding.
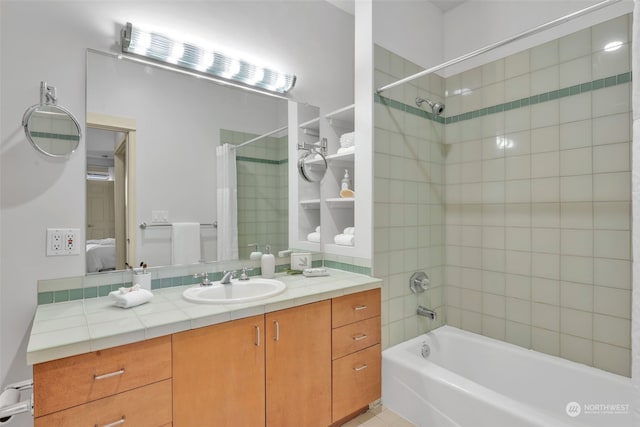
[323,260,371,276]
[38,259,373,304]
[237,156,287,165]
[375,72,631,125]
[30,131,80,141]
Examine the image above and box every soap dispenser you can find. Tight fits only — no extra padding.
[248,243,263,261]
[341,169,351,191]
[261,245,275,279]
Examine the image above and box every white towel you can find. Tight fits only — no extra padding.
[171,222,201,265]
[315,225,321,233]
[307,232,321,243]
[334,233,354,246]
[343,227,355,235]
[337,146,355,155]
[109,285,153,308]
[339,132,355,147]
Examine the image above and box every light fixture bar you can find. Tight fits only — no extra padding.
[120,22,296,94]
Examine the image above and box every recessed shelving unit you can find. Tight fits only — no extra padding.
[300,199,321,209]
[325,198,354,208]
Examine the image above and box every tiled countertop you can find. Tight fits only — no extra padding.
[27,269,381,365]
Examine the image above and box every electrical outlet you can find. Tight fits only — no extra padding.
[152,210,169,223]
[47,228,80,256]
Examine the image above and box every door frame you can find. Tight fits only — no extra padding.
[86,112,137,270]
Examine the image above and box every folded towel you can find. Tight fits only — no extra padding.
[343,227,355,235]
[109,284,153,308]
[337,146,355,155]
[307,232,321,243]
[340,132,355,147]
[334,233,354,246]
[315,225,321,233]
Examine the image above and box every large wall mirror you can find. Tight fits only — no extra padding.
[86,49,291,273]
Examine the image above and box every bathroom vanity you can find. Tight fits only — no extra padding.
[28,270,381,426]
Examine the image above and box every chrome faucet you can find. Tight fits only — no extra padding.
[417,306,437,321]
[239,267,252,281]
[195,272,212,286]
[220,270,236,285]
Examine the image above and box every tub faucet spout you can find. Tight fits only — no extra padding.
[417,305,437,321]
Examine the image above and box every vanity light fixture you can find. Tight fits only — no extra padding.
[120,22,296,94]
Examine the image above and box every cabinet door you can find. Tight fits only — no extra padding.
[173,315,265,427]
[266,300,332,427]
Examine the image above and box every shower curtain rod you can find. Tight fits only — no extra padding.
[232,125,288,150]
[376,0,621,94]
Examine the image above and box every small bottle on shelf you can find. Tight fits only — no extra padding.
[341,169,351,191]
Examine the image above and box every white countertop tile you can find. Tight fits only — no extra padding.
[27,269,381,364]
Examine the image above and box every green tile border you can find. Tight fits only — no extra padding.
[375,72,631,125]
[29,131,80,141]
[37,262,368,304]
[237,156,287,165]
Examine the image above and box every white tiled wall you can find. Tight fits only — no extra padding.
[373,14,632,377]
[373,45,446,349]
[444,15,632,376]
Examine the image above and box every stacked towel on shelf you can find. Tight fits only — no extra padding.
[339,132,355,148]
[307,226,321,243]
[334,227,355,246]
[109,284,153,308]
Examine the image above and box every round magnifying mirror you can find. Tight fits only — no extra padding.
[298,150,327,182]
[22,104,81,157]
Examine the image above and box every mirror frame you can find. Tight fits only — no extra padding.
[23,103,82,157]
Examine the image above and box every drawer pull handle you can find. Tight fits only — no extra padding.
[354,364,368,371]
[94,369,125,380]
[96,416,126,427]
[353,305,368,311]
[273,321,280,341]
[352,334,368,341]
[255,325,261,347]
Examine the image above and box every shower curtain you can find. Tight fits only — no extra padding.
[216,143,239,261]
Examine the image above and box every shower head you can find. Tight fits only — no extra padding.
[416,97,445,116]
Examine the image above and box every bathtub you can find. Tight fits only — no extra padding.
[382,326,633,427]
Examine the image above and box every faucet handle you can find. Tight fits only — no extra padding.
[194,272,211,286]
[239,267,253,281]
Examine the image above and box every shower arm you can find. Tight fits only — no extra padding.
[376,0,621,94]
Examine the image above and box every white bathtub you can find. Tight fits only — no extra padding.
[382,326,633,427]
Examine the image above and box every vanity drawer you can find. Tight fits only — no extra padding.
[332,344,381,422]
[35,379,172,427]
[332,289,380,328]
[34,335,172,417]
[332,316,380,360]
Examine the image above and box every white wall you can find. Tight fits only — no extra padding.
[0,3,353,423]
[373,0,445,71]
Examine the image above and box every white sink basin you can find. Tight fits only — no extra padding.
[182,278,286,304]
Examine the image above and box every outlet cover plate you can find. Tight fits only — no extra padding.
[47,228,80,256]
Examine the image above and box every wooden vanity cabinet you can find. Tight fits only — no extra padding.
[173,314,266,426]
[331,288,381,423]
[172,300,332,427]
[266,300,332,427]
[33,335,172,426]
[32,288,379,427]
